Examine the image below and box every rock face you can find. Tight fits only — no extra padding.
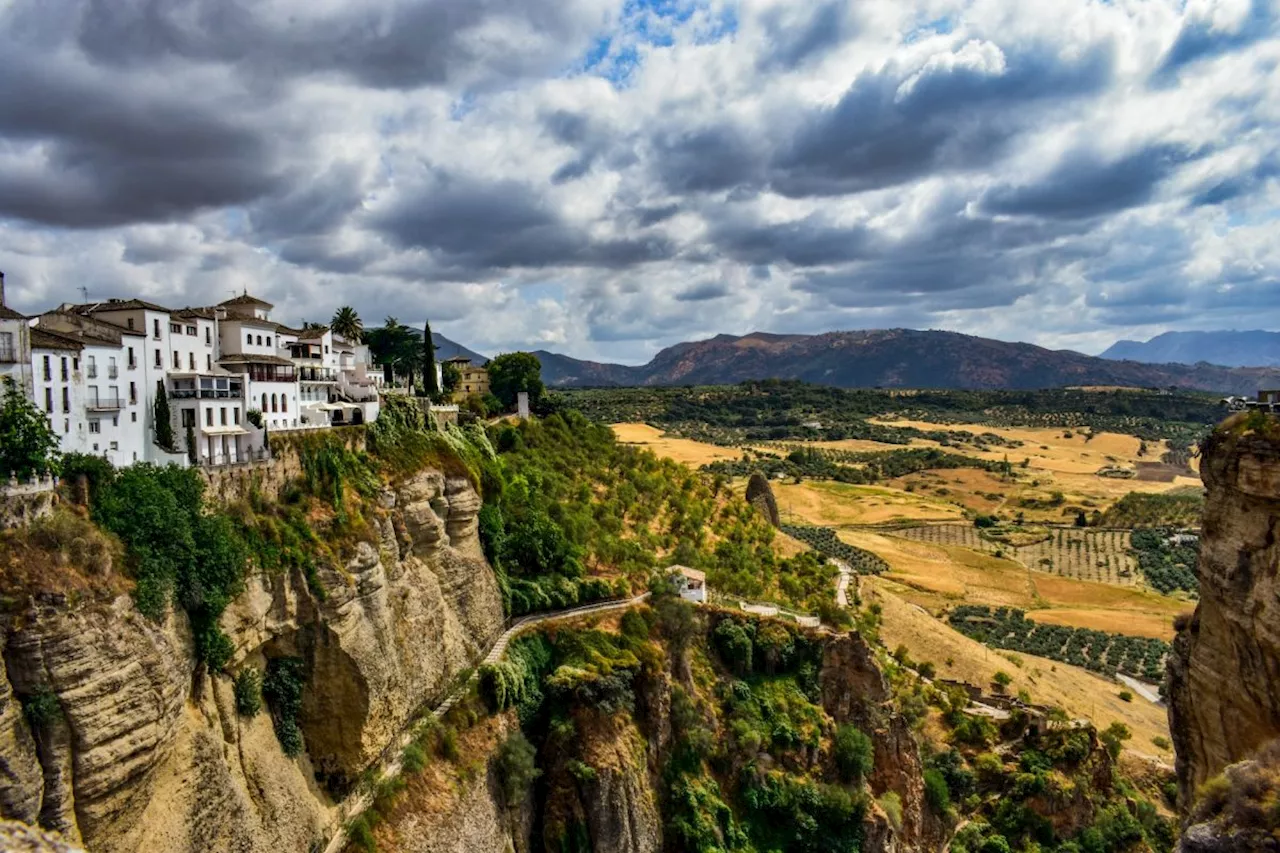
[745,473,780,528]
[0,471,504,853]
[1168,424,1280,806]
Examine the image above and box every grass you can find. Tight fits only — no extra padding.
[864,577,1174,753]
[611,423,742,466]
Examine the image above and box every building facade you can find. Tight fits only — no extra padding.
[447,357,490,402]
[0,272,32,397]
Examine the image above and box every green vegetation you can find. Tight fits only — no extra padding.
[704,445,1005,484]
[782,525,889,574]
[948,605,1169,680]
[1101,490,1203,529]
[487,351,545,411]
[834,724,874,783]
[21,688,62,730]
[152,380,176,452]
[495,729,540,803]
[233,669,262,717]
[558,380,1220,446]
[330,306,364,343]
[422,320,439,398]
[0,377,60,479]
[90,464,245,668]
[1129,529,1198,595]
[481,411,837,615]
[262,656,306,756]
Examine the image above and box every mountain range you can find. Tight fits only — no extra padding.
[1100,330,1280,368]
[525,329,1280,395]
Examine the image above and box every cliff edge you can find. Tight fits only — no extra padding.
[1168,416,1280,807]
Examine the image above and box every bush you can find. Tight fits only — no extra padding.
[924,768,952,813]
[1118,690,1133,703]
[21,688,62,730]
[401,742,428,774]
[495,729,540,804]
[878,791,903,832]
[233,669,262,717]
[834,724,874,784]
[262,657,306,756]
[1152,736,1171,751]
[1100,721,1132,759]
[992,671,1012,690]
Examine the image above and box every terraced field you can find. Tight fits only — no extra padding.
[890,524,1141,586]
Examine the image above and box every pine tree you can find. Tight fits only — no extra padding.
[423,320,439,398]
[186,423,198,465]
[153,380,176,452]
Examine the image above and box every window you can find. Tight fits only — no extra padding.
[325,346,329,354]
[42,355,51,381]
[63,419,69,434]
[270,393,278,413]
[108,356,117,378]
[88,385,99,406]
[173,350,180,369]
[127,318,135,330]
[89,420,101,434]
[60,357,68,381]
[112,416,118,427]
[153,318,160,338]
[131,412,137,423]
[87,355,96,378]
[109,386,119,407]
[206,355,212,371]
[182,409,195,428]
[186,325,196,336]
[0,332,14,363]
[220,407,227,425]
[266,336,273,347]
[233,408,240,425]
[281,394,287,413]
[256,335,263,346]
[154,349,162,368]
[73,357,78,371]
[170,323,181,334]
[128,346,135,368]
[189,353,195,370]
[44,388,52,413]
[246,333,253,345]
[129,382,137,404]
[205,328,211,345]
[61,387,69,413]
[110,441,118,450]
[206,408,213,426]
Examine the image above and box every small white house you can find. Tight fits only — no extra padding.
[670,565,707,604]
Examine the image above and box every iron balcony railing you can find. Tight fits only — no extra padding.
[87,397,123,411]
[170,388,243,400]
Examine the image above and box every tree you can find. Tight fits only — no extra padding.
[487,352,544,410]
[442,360,462,395]
[834,724,874,783]
[330,306,363,343]
[186,423,198,465]
[422,320,439,398]
[1100,721,1131,759]
[153,380,176,452]
[0,377,61,479]
[364,317,419,387]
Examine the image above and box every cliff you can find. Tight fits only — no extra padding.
[0,469,504,853]
[1168,417,1280,806]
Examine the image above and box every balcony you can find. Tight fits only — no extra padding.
[87,397,123,411]
[298,367,338,383]
[127,359,137,370]
[170,388,243,400]
[87,367,98,379]
[107,366,118,379]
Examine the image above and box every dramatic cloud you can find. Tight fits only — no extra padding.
[0,0,1278,364]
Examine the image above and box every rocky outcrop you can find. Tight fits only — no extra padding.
[0,819,85,853]
[0,469,504,853]
[745,473,780,528]
[1176,739,1280,851]
[1168,423,1280,806]
[820,632,948,851]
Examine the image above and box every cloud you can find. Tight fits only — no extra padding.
[0,0,1277,364]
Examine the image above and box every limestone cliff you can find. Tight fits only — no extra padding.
[0,470,504,853]
[1168,421,1280,806]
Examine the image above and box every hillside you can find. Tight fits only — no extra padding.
[536,329,1280,394]
[1102,330,1280,368]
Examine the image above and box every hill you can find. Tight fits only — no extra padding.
[1101,330,1280,368]
[430,331,488,364]
[536,329,1280,394]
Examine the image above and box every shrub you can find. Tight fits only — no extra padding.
[834,724,874,784]
[1118,690,1133,703]
[992,671,1013,691]
[437,725,459,762]
[1152,736,1171,751]
[401,742,428,774]
[878,791,903,832]
[495,729,540,803]
[924,768,952,813]
[1100,721,1132,759]
[233,669,262,717]
[21,688,62,730]
[262,657,306,756]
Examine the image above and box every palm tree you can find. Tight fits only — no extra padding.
[331,306,363,343]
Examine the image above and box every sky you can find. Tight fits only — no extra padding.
[0,0,1277,364]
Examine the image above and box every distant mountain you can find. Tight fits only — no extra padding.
[432,332,488,365]
[1100,330,1280,368]
[536,329,1280,395]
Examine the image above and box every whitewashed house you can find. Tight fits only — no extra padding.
[670,565,707,604]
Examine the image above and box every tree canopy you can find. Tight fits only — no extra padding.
[364,317,420,386]
[488,352,544,410]
[0,377,61,478]
[330,306,363,343]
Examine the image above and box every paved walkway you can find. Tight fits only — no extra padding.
[1117,673,1163,705]
[834,559,852,608]
[324,593,651,853]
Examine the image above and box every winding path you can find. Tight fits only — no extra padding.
[324,593,651,853]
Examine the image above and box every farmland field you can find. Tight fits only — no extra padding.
[890,524,1142,586]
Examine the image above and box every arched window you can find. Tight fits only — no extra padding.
[261,393,267,412]
[256,335,263,346]
[246,333,252,345]
[281,395,287,413]
[266,336,272,347]
[271,393,278,413]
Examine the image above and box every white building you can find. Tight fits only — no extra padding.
[215,295,299,432]
[0,273,33,398]
[671,565,707,604]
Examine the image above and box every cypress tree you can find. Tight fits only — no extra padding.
[186,423,198,465]
[423,320,439,398]
[153,381,176,452]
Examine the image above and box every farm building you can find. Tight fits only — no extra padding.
[669,565,707,604]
